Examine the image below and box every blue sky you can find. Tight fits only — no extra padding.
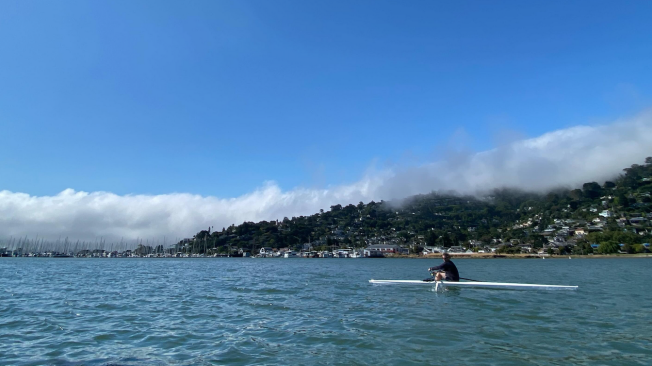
[2,0,652,198]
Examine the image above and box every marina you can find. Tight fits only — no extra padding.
[0,243,375,259]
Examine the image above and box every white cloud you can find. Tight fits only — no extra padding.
[2,111,651,243]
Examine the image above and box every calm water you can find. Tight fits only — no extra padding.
[1,257,651,365]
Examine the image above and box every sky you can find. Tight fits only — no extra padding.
[1,1,652,241]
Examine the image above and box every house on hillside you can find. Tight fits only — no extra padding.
[366,244,408,254]
[592,217,608,225]
[259,247,274,256]
[468,240,484,248]
[630,217,649,225]
[519,244,532,253]
[422,246,443,254]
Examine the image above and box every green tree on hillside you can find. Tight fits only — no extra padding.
[597,242,620,254]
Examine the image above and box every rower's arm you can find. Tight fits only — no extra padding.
[429,263,445,271]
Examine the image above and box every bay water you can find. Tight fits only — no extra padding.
[1,257,651,365]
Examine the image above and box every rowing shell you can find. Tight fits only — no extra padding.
[369,279,578,290]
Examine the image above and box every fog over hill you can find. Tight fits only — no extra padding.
[2,111,652,242]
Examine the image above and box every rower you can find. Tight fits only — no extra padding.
[427,252,459,282]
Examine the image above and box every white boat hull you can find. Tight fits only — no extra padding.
[369,279,578,290]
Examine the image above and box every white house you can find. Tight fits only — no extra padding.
[259,247,274,256]
[422,246,443,254]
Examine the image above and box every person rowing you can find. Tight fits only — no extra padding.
[426,252,459,282]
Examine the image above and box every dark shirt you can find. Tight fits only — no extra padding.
[429,260,460,281]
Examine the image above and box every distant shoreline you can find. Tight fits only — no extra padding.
[2,253,650,259]
[395,253,652,259]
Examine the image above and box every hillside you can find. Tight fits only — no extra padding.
[179,157,652,256]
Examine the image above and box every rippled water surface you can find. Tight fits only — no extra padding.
[1,257,651,365]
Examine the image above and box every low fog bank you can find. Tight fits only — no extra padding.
[1,111,651,242]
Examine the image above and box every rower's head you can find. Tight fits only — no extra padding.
[442,252,451,260]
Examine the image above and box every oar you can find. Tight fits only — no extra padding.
[460,277,482,282]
